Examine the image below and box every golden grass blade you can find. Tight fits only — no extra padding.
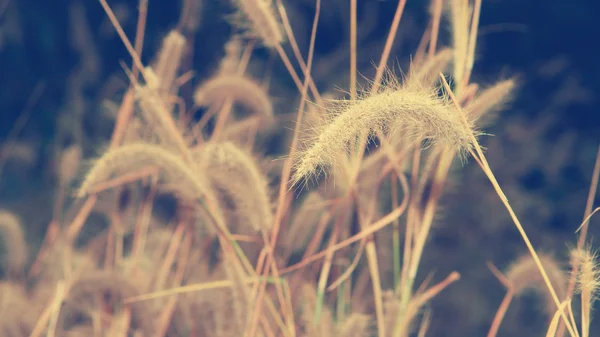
[546,300,572,337]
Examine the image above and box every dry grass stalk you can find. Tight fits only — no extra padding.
[78,144,196,198]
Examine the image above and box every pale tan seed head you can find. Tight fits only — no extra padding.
[194,142,273,232]
[194,74,274,123]
[153,30,187,100]
[77,143,224,234]
[572,248,600,300]
[292,75,476,186]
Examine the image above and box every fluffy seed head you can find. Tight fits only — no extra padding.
[571,248,600,299]
[232,0,285,47]
[194,74,273,123]
[153,30,187,98]
[77,143,224,233]
[194,142,273,232]
[292,75,476,186]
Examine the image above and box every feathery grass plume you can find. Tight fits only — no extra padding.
[193,74,274,123]
[77,143,224,233]
[0,210,28,277]
[336,313,372,337]
[465,78,517,127]
[231,0,285,47]
[292,73,476,186]
[153,30,187,100]
[195,142,273,232]
[55,271,154,337]
[505,253,568,319]
[571,248,600,337]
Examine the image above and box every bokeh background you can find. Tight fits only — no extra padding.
[0,0,599,336]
